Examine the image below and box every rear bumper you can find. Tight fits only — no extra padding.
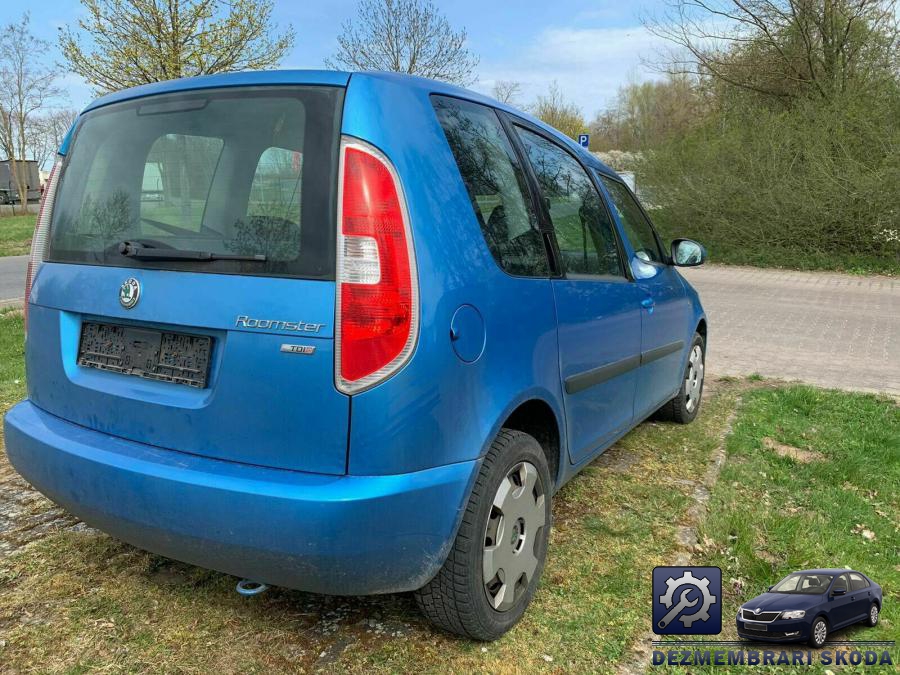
[4,401,477,595]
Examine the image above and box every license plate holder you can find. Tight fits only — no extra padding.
[78,321,212,388]
[743,620,768,631]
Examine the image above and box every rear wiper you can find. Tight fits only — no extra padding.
[118,241,266,262]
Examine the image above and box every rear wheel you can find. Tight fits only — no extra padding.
[656,332,705,424]
[414,429,552,640]
[867,602,879,627]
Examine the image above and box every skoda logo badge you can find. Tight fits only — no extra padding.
[754,608,762,615]
[119,277,140,309]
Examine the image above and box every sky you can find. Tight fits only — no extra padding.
[27,0,674,120]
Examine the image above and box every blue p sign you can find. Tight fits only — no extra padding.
[578,134,589,148]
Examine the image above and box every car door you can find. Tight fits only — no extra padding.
[598,175,691,419]
[512,123,642,464]
[847,572,873,622]
[827,573,858,627]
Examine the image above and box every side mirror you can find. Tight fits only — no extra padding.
[832,587,847,596]
[671,239,707,267]
[766,586,774,592]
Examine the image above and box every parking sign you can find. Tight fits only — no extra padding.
[578,134,589,148]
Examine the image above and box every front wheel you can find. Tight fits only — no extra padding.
[656,332,705,424]
[809,616,828,647]
[414,429,552,640]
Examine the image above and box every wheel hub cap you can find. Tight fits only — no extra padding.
[684,345,704,413]
[483,461,546,612]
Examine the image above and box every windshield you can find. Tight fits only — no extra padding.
[49,86,343,279]
[770,573,834,594]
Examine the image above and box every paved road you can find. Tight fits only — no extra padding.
[0,258,896,393]
[681,265,899,396]
[0,255,26,308]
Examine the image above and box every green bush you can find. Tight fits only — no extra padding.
[640,89,900,274]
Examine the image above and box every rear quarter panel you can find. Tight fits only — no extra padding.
[342,75,566,477]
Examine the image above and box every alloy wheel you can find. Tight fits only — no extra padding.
[483,461,546,612]
[871,604,879,625]
[813,619,827,646]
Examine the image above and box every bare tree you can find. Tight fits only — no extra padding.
[59,0,295,94]
[30,109,79,170]
[530,82,587,141]
[326,0,479,85]
[0,14,64,212]
[645,0,899,101]
[491,80,522,104]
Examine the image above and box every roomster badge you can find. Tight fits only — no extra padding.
[119,277,140,309]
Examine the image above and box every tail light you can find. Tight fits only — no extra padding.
[24,155,63,333]
[336,138,418,394]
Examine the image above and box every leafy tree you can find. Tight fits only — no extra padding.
[590,75,704,152]
[0,14,64,212]
[529,82,587,141]
[326,0,478,85]
[632,0,900,272]
[59,0,295,94]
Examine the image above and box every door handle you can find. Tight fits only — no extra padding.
[641,298,655,309]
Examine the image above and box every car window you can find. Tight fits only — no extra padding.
[49,86,343,279]
[599,174,664,264]
[247,147,302,225]
[515,127,623,277]
[432,96,549,277]
[848,573,869,591]
[140,134,223,232]
[834,574,850,590]
[771,573,833,593]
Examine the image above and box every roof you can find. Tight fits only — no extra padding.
[792,569,858,575]
[78,70,616,177]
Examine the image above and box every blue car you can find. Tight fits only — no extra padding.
[5,71,707,640]
[737,569,883,647]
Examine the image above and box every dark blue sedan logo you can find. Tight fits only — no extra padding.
[653,566,722,635]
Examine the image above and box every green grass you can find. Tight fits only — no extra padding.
[0,308,26,408]
[0,214,36,257]
[655,385,900,673]
[0,309,897,672]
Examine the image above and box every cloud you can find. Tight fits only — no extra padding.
[474,25,669,118]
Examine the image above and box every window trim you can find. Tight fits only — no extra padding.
[596,172,670,267]
[429,93,554,280]
[504,114,630,282]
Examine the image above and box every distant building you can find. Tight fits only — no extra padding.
[0,160,41,204]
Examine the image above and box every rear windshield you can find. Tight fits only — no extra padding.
[49,86,343,279]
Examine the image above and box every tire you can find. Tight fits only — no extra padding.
[655,332,705,424]
[867,602,879,627]
[414,429,552,640]
[809,616,828,647]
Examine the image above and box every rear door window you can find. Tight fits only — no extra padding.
[848,573,869,591]
[431,95,549,277]
[140,134,223,232]
[49,86,343,279]
[514,126,624,278]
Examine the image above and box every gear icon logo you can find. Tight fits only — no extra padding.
[652,566,722,635]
